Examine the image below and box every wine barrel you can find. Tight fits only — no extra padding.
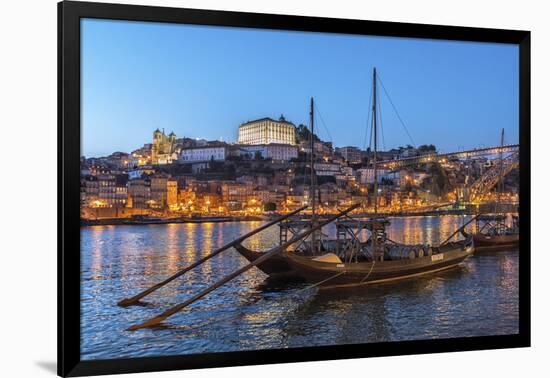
[425,246,433,256]
[387,245,415,260]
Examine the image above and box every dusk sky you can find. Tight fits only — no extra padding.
[81,18,519,158]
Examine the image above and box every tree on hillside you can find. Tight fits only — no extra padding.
[295,124,321,143]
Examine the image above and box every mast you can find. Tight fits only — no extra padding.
[373,68,378,215]
[497,128,505,213]
[310,97,317,253]
[371,67,381,261]
[310,97,316,219]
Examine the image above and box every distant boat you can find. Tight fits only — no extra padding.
[461,214,519,251]
[123,215,180,225]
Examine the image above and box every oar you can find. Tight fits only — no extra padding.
[127,203,360,331]
[439,214,481,246]
[118,206,307,307]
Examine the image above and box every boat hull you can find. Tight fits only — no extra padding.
[282,240,474,288]
[234,244,293,275]
[462,231,519,251]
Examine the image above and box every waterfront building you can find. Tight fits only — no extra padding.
[152,129,177,165]
[167,179,178,209]
[97,174,116,207]
[150,174,170,208]
[82,173,128,208]
[237,116,296,145]
[221,182,253,211]
[127,176,151,209]
[82,175,99,207]
[114,175,129,207]
[254,189,278,206]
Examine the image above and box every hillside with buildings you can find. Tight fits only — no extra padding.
[80,116,518,220]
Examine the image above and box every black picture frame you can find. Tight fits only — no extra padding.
[58,1,531,376]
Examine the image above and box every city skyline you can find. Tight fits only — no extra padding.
[82,19,519,158]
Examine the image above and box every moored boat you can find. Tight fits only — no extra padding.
[234,243,293,275]
[282,236,473,288]
[461,214,519,251]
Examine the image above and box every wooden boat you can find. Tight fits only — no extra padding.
[282,236,474,288]
[461,214,519,251]
[234,218,342,275]
[233,243,292,275]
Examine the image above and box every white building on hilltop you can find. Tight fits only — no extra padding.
[238,116,296,145]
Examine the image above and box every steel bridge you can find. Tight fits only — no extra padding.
[378,144,519,169]
[468,151,519,203]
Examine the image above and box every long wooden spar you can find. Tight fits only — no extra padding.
[118,206,307,307]
[127,203,360,331]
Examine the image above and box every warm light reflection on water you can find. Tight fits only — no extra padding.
[80,215,519,360]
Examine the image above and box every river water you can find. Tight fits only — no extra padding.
[80,215,519,360]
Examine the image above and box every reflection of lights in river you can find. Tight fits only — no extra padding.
[79,216,519,360]
[184,223,197,262]
[90,226,105,277]
[166,223,180,272]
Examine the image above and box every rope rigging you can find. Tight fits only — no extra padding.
[376,73,416,148]
[314,102,334,146]
[377,86,386,151]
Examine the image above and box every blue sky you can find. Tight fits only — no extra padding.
[81,19,518,158]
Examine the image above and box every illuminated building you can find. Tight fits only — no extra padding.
[167,179,178,208]
[152,129,177,165]
[237,116,296,145]
[150,174,169,208]
[221,182,253,211]
[129,144,152,167]
[128,177,151,209]
[83,174,128,207]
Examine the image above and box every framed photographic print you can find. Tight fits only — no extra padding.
[58,1,530,376]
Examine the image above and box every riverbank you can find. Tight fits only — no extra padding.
[80,208,501,227]
[81,215,265,226]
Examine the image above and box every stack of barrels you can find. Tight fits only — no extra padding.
[385,244,432,260]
